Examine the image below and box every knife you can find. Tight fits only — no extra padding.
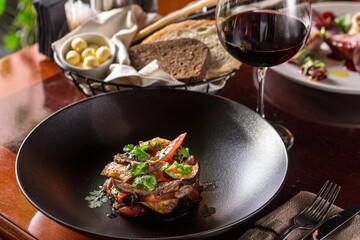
[302,204,360,240]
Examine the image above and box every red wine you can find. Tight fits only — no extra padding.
[218,10,308,67]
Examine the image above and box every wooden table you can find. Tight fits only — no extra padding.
[1,1,359,239]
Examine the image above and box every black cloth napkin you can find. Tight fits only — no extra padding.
[34,0,68,58]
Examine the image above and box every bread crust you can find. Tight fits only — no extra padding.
[129,38,210,83]
[142,20,241,79]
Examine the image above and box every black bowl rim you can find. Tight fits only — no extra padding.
[16,89,288,240]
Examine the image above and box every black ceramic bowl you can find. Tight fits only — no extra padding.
[16,89,287,239]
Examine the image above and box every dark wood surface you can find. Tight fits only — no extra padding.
[215,64,360,239]
[0,1,359,239]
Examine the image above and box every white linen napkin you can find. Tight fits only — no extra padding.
[51,4,227,95]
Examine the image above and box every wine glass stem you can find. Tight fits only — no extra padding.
[257,67,268,118]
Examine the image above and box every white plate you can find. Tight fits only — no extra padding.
[271,2,360,95]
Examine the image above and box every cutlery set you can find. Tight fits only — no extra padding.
[302,204,360,240]
[278,181,359,240]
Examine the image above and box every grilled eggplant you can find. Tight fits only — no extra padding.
[163,162,200,185]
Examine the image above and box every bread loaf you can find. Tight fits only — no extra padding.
[142,20,241,79]
[129,38,210,83]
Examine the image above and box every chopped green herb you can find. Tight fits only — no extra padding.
[302,57,326,75]
[159,163,170,172]
[302,57,314,75]
[123,145,150,162]
[313,60,325,68]
[169,161,192,173]
[174,147,190,162]
[178,165,192,173]
[126,162,147,176]
[334,13,352,33]
[153,142,165,150]
[85,190,108,208]
[132,175,157,190]
[110,188,119,196]
[199,204,216,217]
[320,26,327,39]
[123,144,134,152]
[166,161,193,178]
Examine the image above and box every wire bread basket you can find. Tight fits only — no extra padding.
[54,4,237,96]
[55,54,236,96]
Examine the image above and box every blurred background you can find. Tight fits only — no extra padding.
[0,0,196,58]
[0,0,36,57]
[1,0,344,58]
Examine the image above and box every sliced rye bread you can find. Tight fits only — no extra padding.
[142,20,241,80]
[128,38,210,83]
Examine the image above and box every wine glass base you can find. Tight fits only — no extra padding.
[270,122,294,151]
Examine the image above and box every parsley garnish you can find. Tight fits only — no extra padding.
[199,204,216,217]
[165,161,193,178]
[153,141,165,151]
[123,144,150,162]
[125,159,155,190]
[123,144,134,152]
[126,162,147,176]
[174,147,190,162]
[159,163,170,172]
[132,175,157,190]
[169,161,192,173]
[85,190,108,208]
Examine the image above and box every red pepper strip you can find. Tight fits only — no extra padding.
[148,151,156,157]
[117,192,128,201]
[117,204,147,217]
[154,171,170,183]
[157,133,187,163]
[170,168,178,173]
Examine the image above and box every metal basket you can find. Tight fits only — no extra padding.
[54,52,237,96]
[54,5,237,96]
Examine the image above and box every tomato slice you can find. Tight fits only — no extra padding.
[183,155,195,165]
[187,184,201,202]
[117,204,147,217]
[188,189,201,202]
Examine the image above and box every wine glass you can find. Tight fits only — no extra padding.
[215,0,312,150]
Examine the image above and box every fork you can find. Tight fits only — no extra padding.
[277,180,341,240]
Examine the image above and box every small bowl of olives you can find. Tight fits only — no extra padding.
[58,33,116,79]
